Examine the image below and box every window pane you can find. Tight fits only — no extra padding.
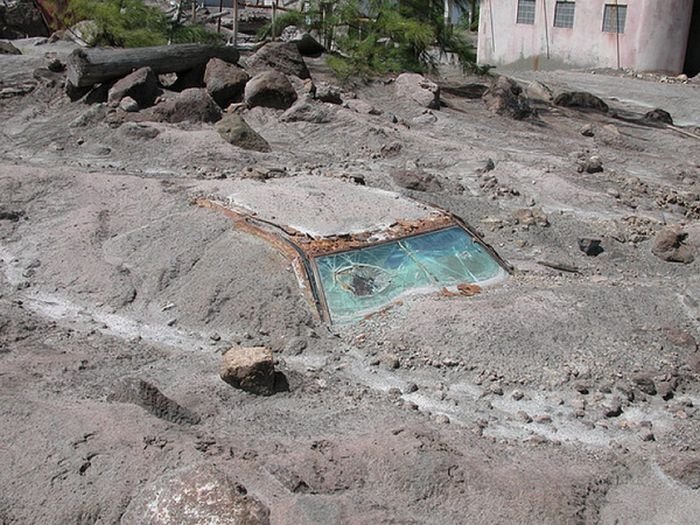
[517,0,536,24]
[315,226,506,322]
[554,1,575,28]
[602,4,627,33]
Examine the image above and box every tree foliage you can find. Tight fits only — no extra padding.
[269,0,476,79]
[43,0,221,48]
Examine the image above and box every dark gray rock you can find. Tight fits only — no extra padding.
[244,70,297,109]
[280,25,324,57]
[108,67,159,108]
[632,374,657,395]
[482,76,532,120]
[121,464,270,525]
[554,91,609,113]
[151,88,222,123]
[0,40,21,54]
[204,57,250,108]
[280,97,333,123]
[216,114,271,152]
[245,41,310,79]
[578,238,604,256]
[314,82,342,104]
[643,108,673,126]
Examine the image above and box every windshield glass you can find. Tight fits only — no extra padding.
[315,226,506,322]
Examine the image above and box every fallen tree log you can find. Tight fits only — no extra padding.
[66,43,240,88]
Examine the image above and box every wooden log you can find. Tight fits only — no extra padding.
[66,44,240,88]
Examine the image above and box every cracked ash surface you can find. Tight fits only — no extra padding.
[1,38,700,524]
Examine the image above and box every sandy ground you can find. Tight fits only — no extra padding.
[1,39,700,524]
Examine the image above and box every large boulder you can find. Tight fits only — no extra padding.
[244,41,310,79]
[0,0,48,39]
[108,67,159,108]
[220,345,276,395]
[651,225,694,264]
[216,114,271,152]
[121,464,270,525]
[151,88,222,123]
[482,76,532,120]
[314,82,342,104]
[204,57,250,108]
[280,25,325,57]
[244,70,297,109]
[554,91,609,113]
[395,73,440,109]
[525,80,553,102]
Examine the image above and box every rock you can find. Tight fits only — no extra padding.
[643,108,673,126]
[121,464,270,525]
[578,238,604,256]
[343,98,381,115]
[677,73,689,82]
[280,25,324,57]
[579,155,603,174]
[656,377,678,400]
[554,92,609,113]
[119,96,139,112]
[0,40,21,54]
[395,73,440,109]
[664,327,698,350]
[0,0,48,39]
[433,414,450,424]
[525,80,553,102]
[482,76,532,120]
[632,374,657,395]
[391,169,442,192]
[152,88,222,123]
[602,397,623,418]
[404,382,419,394]
[314,82,342,104]
[220,345,276,395]
[652,225,695,264]
[172,65,206,91]
[216,114,271,152]
[287,75,316,99]
[279,97,333,124]
[108,67,159,108]
[118,122,160,140]
[68,19,100,46]
[516,410,532,423]
[412,111,438,125]
[244,41,310,79]
[204,58,250,108]
[47,58,65,72]
[511,390,524,400]
[244,70,297,110]
[512,208,549,227]
[661,457,700,489]
[580,124,595,137]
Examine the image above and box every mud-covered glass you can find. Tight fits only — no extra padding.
[315,226,506,322]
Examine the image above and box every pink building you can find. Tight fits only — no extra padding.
[477,0,699,75]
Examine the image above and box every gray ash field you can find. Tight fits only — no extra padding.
[1,38,699,524]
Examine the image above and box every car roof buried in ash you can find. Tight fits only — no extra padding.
[197,175,511,323]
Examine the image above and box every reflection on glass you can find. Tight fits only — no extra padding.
[316,226,506,322]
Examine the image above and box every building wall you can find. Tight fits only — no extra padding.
[478,0,694,73]
[685,0,700,75]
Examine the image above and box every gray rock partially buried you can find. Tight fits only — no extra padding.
[244,70,297,110]
[220,345,276,395]
[121,464,270,525]
[395,73,440,109]
[216,114,271,152]
[652,225,695,264]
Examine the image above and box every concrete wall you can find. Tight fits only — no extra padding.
[478,0,694,73]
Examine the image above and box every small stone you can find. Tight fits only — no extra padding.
[652,225,694,264]
[404,382,419,394]
[119,96,139,112]
[578,238,604,256]
[632,374,657,395]
[602,397,623,418]
[580,124,595,137]
[584,156,604,174]
[533,415,552,424]
[640,432,655,442]
[511,390,524,401]
[574,382,590,395]
[219,345,276,395]
[433,414,450,425]
[516,410,532,423]
[487,384,504,396]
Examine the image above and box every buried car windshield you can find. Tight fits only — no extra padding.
[315,226,507,322]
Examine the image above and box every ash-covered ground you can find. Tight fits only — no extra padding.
[1,38,699,524]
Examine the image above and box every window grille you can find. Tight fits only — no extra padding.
[553,1,575,28]
[516,0,536,24]
[602,4,627,33]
